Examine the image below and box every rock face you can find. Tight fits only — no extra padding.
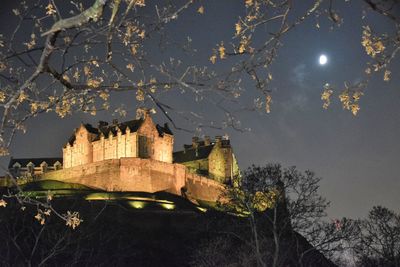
[41,157,225,203]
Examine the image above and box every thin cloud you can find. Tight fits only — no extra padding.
[291,63,308,88]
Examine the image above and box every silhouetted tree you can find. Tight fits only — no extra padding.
[214,164,357,267]
[352,206,400,267]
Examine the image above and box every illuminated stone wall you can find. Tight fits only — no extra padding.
[63,114,174,169]
[63,125,97,168]
[185,173,225,202]
[208,141,240,184]
[41,158,224,203]
[136,115,174,163]
[91,131,138,162]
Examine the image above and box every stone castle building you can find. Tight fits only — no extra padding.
[6,110,240,203]
[174,136,240,185]
[63,110,174,168]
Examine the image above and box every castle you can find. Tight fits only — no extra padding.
[7,110,240,203]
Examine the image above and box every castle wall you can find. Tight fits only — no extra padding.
[42,159,121,191]
[118,158,185,193]
[185,173,225,203]
[41,158,224,203]
[153,135,173,163]
[92,132,138,162]
[63,146,72,168]
[42,158,186,194]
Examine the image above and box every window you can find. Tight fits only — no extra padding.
[138,135,148,158]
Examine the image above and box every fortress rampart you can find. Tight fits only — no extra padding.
[41,157,225,203]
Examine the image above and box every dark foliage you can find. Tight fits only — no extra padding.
[0,194,335,267]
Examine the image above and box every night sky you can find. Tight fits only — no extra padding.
[0,0,399,219]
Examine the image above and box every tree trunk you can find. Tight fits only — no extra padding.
[272,205,280,267]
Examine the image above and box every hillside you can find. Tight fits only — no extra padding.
[0,184,336,267]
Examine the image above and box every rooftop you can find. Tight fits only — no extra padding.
[67,119,173,145]
[173,137,231,163]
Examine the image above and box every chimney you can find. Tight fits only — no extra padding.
[98,121,108,128]
[204,136,211,146]
[136,108,152,120]
[112,119,118,126]
[137,108,152,119]
[192,137,199,148]
[143,108,151,119]
[215,136,222,146]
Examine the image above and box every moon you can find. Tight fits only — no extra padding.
[319,54,328,65]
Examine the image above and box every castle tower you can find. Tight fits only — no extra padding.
[208,136,237,184]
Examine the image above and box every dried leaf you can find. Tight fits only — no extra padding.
[197,6,204,14]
